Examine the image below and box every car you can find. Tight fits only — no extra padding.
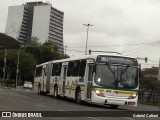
[23,81,33,89]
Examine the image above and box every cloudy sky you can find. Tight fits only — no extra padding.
[0,0,160,68]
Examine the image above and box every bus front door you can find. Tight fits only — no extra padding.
[86,64,94,99]
[62,65,67,94]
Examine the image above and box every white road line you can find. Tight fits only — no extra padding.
[2,105,10,110]
[88,117,101,120]
[123,117,135,120]
[58,109,64,111]
[36,104,48,108]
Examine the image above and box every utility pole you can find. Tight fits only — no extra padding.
[83,23,94,55]
[15,46,25,88]
[0,46,7,86]
[65,46,67,56]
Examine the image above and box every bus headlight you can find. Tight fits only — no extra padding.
[94,89,105,97]
[128,93,137,99]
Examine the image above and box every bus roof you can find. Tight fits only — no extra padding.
[51,54,136,63]
[36,54,137,67]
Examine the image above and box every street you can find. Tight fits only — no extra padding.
[0,87,159,120]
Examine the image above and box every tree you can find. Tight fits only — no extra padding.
[0,49,36,85]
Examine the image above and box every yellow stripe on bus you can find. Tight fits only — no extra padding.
[113,90,135,94]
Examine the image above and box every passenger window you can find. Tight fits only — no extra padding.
[79,60,86,77]
[73,60,80,77]
[52,63,62,76]
[67,61,74,76]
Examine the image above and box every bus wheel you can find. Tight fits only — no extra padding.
[54,86,59,99]
[76,89,81,104]
[110,105,119,109]
[38,85,42,95]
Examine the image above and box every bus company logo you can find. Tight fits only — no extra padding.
[2,112,11,117]
[106,90,112,93]
[113,91,119,94]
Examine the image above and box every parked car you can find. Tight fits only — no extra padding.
[23,81,33,89]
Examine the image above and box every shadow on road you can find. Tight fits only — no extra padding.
[42,94,126,111]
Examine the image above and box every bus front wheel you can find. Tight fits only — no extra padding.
[76,89,81,104]
[38,85,42,95]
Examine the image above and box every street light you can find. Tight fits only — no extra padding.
[83,23,94,55]
[65,45,67,56]
[0,46,7,86]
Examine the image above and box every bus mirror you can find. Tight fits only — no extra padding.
[139,68,142,77]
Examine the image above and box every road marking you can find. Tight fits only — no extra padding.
[88,117,101,120]
[36,104,48,108]
[2,105,10,109]
[123,117,135,120]
[58,109,64,111]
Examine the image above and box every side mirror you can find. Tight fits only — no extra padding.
[139,68,142,77]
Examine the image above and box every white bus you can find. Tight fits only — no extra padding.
[34,54,140,108]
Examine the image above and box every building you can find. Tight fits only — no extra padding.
[5,1,64,52]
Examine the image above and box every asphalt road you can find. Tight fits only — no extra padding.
[0,86,159,120]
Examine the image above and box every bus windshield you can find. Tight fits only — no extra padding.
[95,63,138,89]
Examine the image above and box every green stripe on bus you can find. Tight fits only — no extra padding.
[91,86,138,92]
[76,84,138,92]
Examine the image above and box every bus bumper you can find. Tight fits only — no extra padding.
[91,92,138,106]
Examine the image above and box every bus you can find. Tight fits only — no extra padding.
[34,54,140,108]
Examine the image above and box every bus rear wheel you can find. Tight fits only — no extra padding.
[76,89,81,104]
[38,85,42,95]
[110,105,119,109]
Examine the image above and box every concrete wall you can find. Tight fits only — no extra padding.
[5,5,24,40]
[31,5,51,43]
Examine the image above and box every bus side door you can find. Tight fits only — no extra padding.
[60,63,67,95]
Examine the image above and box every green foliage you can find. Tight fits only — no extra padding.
[140,76,160,91]
[140,68,160,91]
[0,50,36,84]
[19,50,36,83]
[26,36,41,46]
[0,34,70,85]
[26,40,70,64]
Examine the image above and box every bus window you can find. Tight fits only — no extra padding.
[73,60,80,77]
[56,63,62,76]
[67,61,74,76]
[79,60,86,77]
[35,67,42,77]
[52,63,62,76]
[52,63,56,76]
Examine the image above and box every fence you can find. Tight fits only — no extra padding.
[138,89,160,106]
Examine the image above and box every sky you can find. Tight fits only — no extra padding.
[0,0,160,68]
